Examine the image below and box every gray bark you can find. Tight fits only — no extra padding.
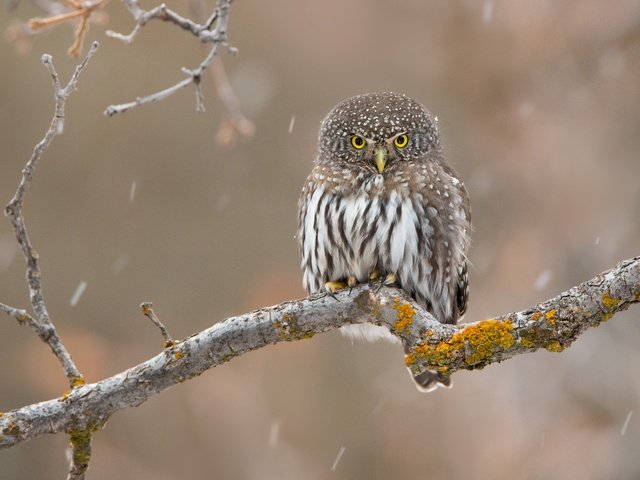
[2,256,638,450]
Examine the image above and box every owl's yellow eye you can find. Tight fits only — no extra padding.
[394,134,409,149]
[351,135,366,149]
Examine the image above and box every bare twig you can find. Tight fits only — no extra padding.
[105,0,214,43]
[188,0,254,144]
[0,302,38,327]
[104,0,232,116]
[28,0,109,57]
[3,41,99,387]
[140,302,175,347]
[29,7,88,29]
[2,256,638,450]
[3,43,100,477]
[210,56,255,146]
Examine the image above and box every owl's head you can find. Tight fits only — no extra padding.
[318,92,441,174]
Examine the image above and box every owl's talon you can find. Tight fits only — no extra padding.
[383,272,397,286]
[372,273,397,293]
[369,271,379,281]
[346,275,358,295]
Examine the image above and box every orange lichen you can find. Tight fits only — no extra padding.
[273,313,315,341]
[601,312,613,322]
[4,424,19,436]
[413,319,516,367]
[602,292,620,309]
[544,309,557,325]
[392,298,415,334]
[404,352,416,367]
[518,335,536,349]
[174,351,184,360]
[545,341,564,353]
[71,376,86,388]
[531,311,542,322]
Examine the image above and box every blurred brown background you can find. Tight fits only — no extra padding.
[1,1,640,478]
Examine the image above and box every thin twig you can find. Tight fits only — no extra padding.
[106,1,206,44]
[3,44,100,478]
[140,302,174,348]
[68,13,90,57]
[2,256,638,450]
[210,56,255,146]
[29,8,87,30]
[28,0,109,57]
[104,0,232,116]
[3,41,99,387]
[0,302,38,327]
[188,0,254,144]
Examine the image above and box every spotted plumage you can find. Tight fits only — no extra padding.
[297,92,471,391]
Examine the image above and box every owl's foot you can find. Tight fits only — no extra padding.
[372,272,397,293]
[369,271,379,281]
[325,281,348,297]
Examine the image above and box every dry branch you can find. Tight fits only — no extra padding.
[2,41,99,387]
[187,0,255,144]
[1,42,99,480]
[28,0,109,57]
[210,56,256,145]
[104,0,233,116]
[1,256,638,451]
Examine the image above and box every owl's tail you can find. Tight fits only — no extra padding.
[412,370,452,393]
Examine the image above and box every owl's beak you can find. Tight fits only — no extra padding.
[374,147,387,173]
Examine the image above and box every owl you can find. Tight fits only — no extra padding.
[297,92,471,392]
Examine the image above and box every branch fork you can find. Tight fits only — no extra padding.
[103,0,233,117]
[2,42,99,480]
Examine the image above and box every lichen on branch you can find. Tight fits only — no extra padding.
[1,256,638,452]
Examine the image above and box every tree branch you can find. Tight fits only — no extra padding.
[1,256,638,450]
[3,41,99,388]
[27,0,109,57]
[2,42,100,477]
[103,0,233,116]
[187,0,255,144]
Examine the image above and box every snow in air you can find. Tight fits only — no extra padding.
[130,181,137,202]
[482,0,493,23]
[215,193,231,212]
[269,421,280,447]
[70,281,88,306]
[112,254,130,274]
[331,446,346,472]
[620,411,633,436]
[0,233,17,271]
[534,270,552,290]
